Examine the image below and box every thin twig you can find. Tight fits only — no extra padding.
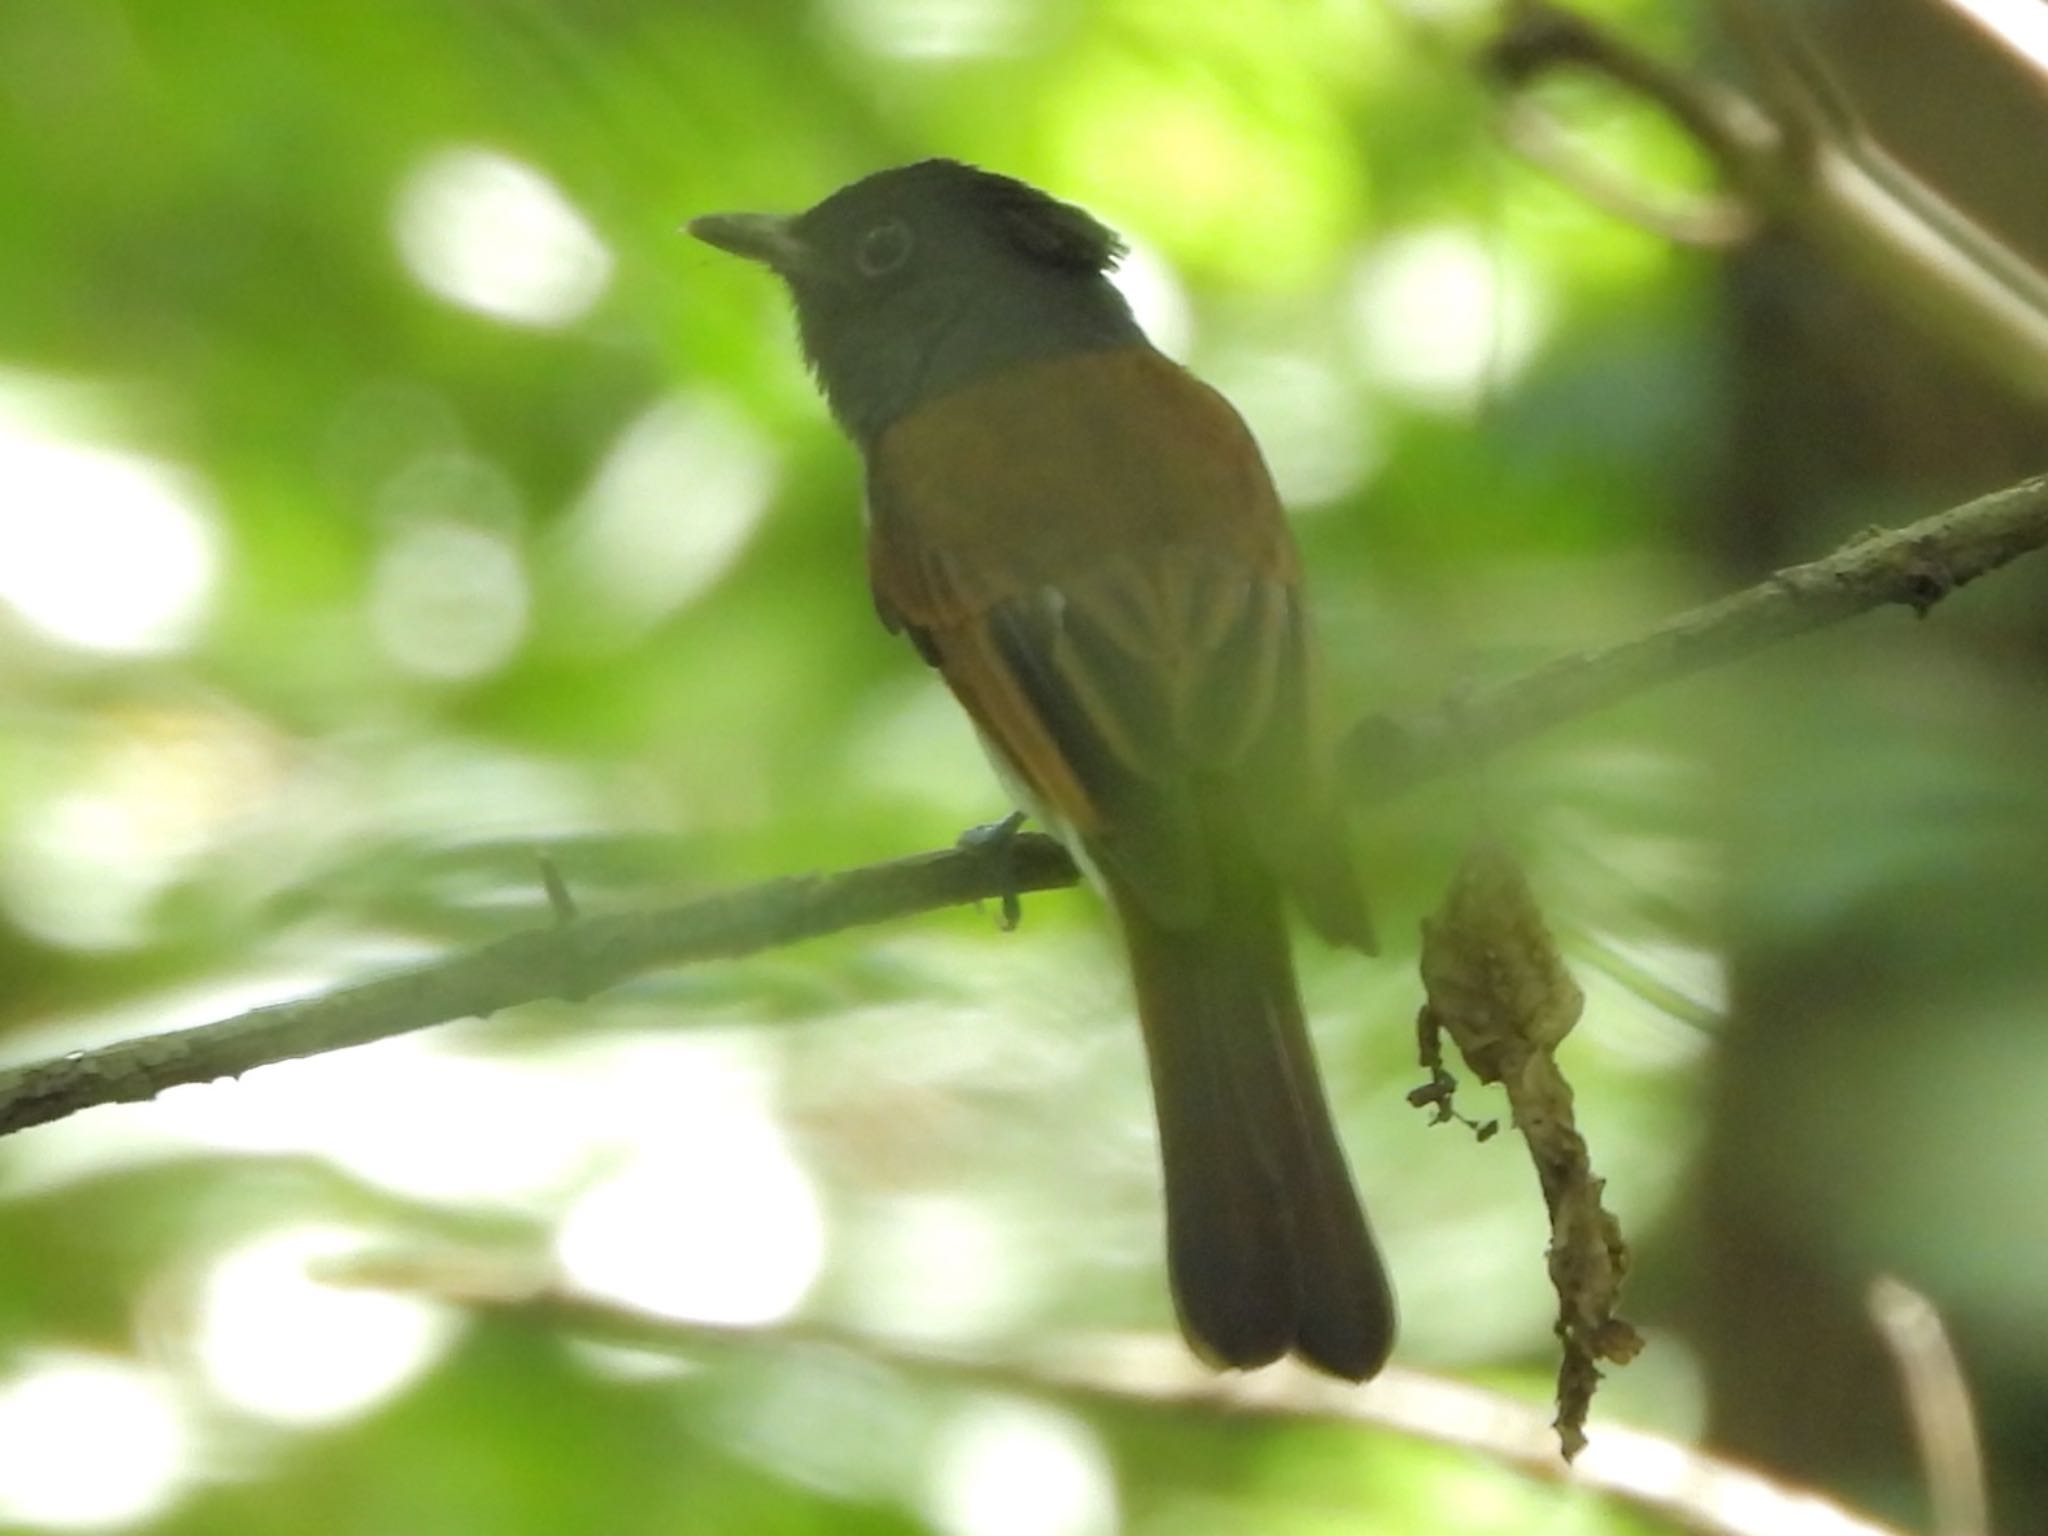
[2,470,2046,1140]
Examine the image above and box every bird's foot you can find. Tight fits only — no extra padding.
[957,810,1029,931]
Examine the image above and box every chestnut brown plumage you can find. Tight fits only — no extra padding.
[691,160,1393,1378]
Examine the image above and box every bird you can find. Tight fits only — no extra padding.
[690,160,1393,1380]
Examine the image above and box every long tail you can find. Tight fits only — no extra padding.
[1116,868,1394,1380]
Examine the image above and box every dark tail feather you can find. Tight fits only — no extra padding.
[1117,874,1395,1380]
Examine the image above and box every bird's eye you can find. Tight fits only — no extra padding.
[854,219,914,278]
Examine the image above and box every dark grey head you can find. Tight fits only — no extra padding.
[690,160,1144,441]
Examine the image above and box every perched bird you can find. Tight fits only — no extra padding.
[690,160,1393,1379]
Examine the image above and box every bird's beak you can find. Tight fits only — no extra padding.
[686,212,815,276]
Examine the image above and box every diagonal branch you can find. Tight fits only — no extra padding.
[0,835,1081,1138]
[1345,469,2048,796]
[2,469,2046,1140]
[1479,0,2048,405]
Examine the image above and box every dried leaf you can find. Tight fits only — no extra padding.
[1416,841,1642,1459]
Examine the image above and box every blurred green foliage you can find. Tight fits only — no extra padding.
[2,0,2042,1532]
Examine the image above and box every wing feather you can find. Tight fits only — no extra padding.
[864,345,1364,942]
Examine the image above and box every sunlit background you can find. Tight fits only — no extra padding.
[3,0,2046,1532]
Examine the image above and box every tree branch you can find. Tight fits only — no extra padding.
[3,470,2046,1139]
[1479,0,2048,405]
[1346,469,2048,797]
[0,835,1080,1138]
[323,1258,1911,1536]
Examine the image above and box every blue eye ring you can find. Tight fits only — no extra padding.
[855,218,914,277]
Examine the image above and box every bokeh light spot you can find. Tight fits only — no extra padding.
[1203,347,1380,508]
[191,1224,460,1426]
[556,1136,825,1327]
[369,515,530,680]
[0,1353,189,1530]
[555,1037,825,1326]
[561,393,777,631]
[2,786,175,952]
[0,701,278,952]
[394,146,613,327]
[1350,227,1549,410]
[820,0,1038,59]
[924,1397,1117,1536]
[0,409,218,655]
[845,1194,1034,1344]
[153,1031,602,1208]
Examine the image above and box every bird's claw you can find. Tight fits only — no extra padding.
[958,810,1029,931]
